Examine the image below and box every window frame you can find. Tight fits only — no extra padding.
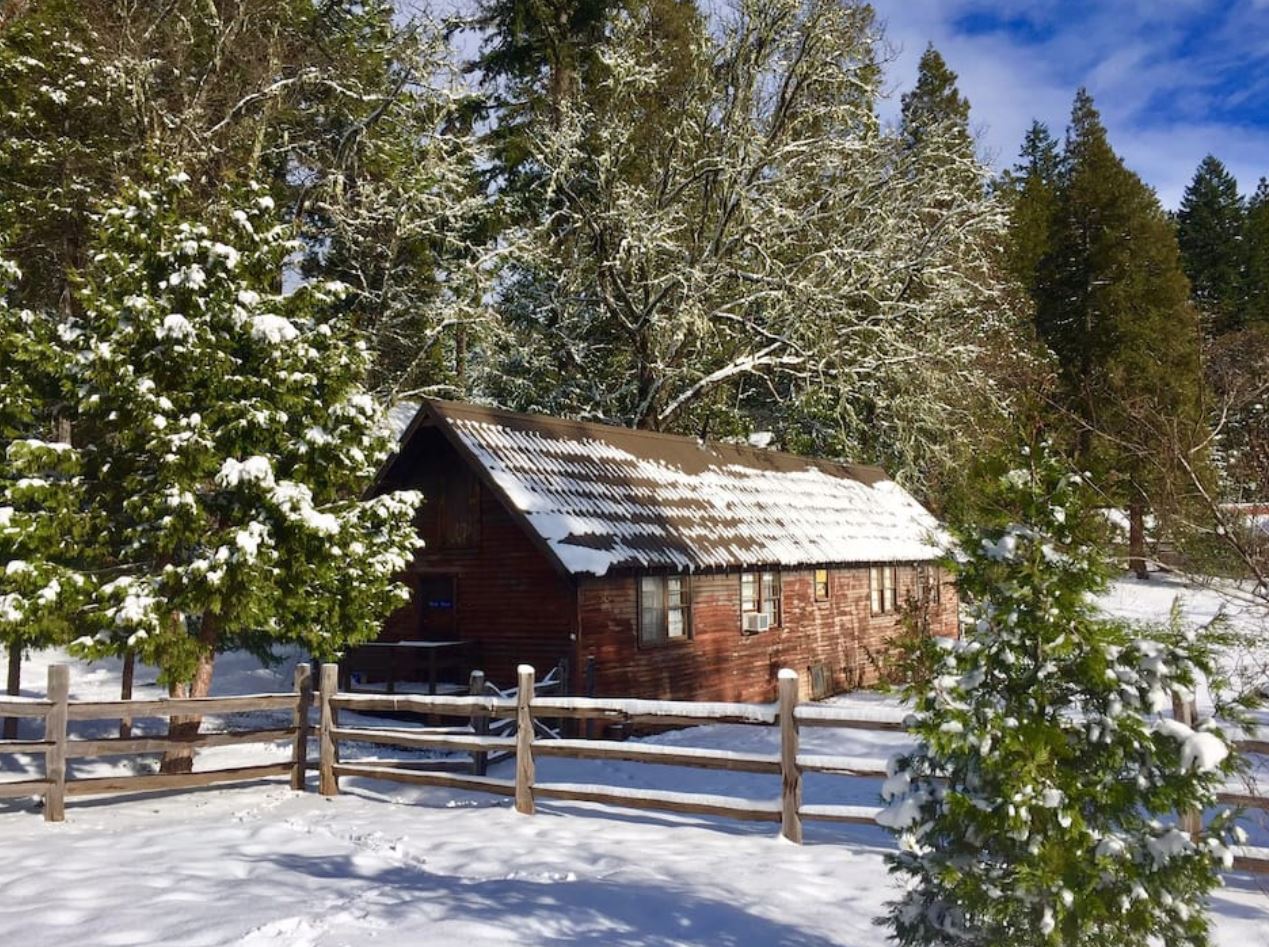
[870,564,899,616]
[740,570,782,632]
[814,568,830,603]
[638,573,692,647]
[917,563,941,606]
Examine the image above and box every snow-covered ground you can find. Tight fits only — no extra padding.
[1099,573,1269,724]
[1,577,1267,946]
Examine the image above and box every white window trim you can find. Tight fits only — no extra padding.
[639,574,692,646]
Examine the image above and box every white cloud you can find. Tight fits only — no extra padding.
[872,0,1269,206]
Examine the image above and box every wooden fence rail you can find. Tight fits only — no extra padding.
[0,664,311,821]
[322,662,1269,873]
[4,662,1267,876]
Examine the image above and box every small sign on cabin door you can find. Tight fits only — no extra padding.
[417,575,458,640]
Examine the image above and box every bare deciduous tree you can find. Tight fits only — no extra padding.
[480,0,1027,492]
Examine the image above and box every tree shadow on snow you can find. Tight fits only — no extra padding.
[256,848,853,947]
[521,798,897,855]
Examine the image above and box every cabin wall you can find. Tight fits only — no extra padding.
[578,566,958,703]
[377,426,577,689]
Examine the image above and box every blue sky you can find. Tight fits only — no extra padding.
[873,0,1269,207]
[417,0,1267,207]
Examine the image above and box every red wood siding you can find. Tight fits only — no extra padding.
[579,566,958,702]
[377,426,577,688]
[377,422,958,700]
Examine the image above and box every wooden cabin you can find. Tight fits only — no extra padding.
[369,399,958,702]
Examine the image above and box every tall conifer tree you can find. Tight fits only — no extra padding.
[1176,156,1246,335]
[1245,179,1269,327]
[1205,178,1269,505]
[900,44,972,151]
[1034,90,1205,577]
[1002,121,1062,295]
[899,44,979,200]
[467,0,616,200]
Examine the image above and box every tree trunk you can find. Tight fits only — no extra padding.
[1128,501,1149,580]
[119,649,135,739]
[3,641,20,740]
[159,617,218,774]
[455,324,467,390]
[633,323,660,430]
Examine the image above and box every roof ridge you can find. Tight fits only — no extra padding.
[388,399,943,576]
[423,398,890,481]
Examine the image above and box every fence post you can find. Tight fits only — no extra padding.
[4,640,20,740]
[291,664,313,791]
[515,664,535,815]
[469,670,488,777]
[119,649,135,739]
[44,664,69,823]
[584,656,596,740]
[319,663,340,797]
[1173,694,1201,838]
[778,668,803,844]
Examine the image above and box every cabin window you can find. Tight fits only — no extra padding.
[740,571,781,631]
[870,565,898,615]
[639,575,691,646]
[917,564,941,606]
[814,568,830,602]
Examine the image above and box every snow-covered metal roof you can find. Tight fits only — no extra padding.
[402,400,945,577]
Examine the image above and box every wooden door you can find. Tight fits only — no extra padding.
[417,574,458,640]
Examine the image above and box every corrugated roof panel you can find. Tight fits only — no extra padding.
[418,400,946,577]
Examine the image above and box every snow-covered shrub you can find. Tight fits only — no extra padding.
[69,171,422,689]
[877,446,1253,946]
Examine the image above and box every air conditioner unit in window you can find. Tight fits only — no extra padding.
[742,612,770,634]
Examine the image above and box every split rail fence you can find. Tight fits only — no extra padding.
[3,662,1267,875]
[0,664,313,820]
[317,663,1269,873]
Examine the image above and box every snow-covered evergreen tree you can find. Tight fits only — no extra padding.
[878,446,1252,946]
[69,172,421,736]
[0,254,90,731]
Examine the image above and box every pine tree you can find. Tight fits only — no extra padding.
[898,43,983,229]
[878,445,1251,946]
[0,254,90,736]
[469,0,613,122]
[68,172,421,770]
[1001,121,1062,295]
[467,0,616,199]
[1033,90,1205,577]
[1245,179,1269,327]
[900,44,973,158]
[1176,156,1246,336]
[871,40,1026,496]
